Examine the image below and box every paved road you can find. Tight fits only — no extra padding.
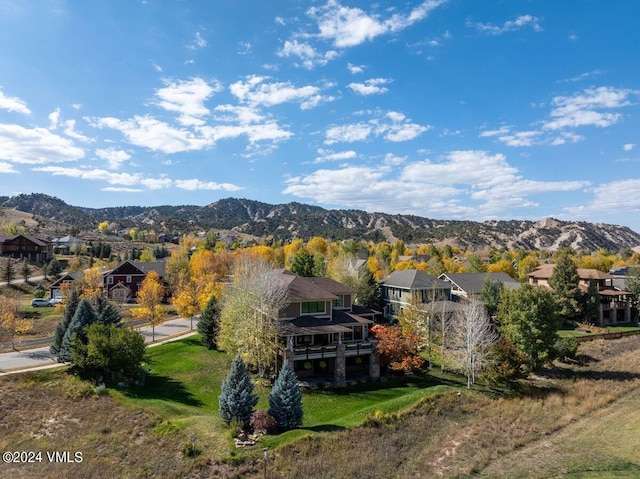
[0,316,199,375]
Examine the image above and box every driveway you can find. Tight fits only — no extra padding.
[0,316,199,375]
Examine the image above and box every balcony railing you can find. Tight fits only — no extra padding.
[291,340,374,361]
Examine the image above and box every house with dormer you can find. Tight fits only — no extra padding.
[277,271,381,382]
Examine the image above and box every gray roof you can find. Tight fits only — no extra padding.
[440,272,520,295]
[380,269,450,290]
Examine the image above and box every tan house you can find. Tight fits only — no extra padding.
[527,264,631,325]
[277,270,381,383]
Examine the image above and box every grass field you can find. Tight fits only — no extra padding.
[4,334,640,478]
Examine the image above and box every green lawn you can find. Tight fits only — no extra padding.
[113,335,456,457]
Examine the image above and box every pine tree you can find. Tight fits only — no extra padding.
[198,295,220,350]
[93,294,123,326]
[290,249,315,277]
[50,289,80,356]
[59,298,98,362]
[219,356,258,428]
[355,269,381,310]
[1,258,14,285]
[268,361,303,430]
[549,253,581,322]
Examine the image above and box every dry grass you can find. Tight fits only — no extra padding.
[258,336,640,479]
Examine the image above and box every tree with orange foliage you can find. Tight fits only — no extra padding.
[370,324,424,373]
[172,278,200,330]
[132,270,165,341]
[487,259,516,278]
[0,295,31,350]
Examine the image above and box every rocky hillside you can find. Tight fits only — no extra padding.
[2,194,639,252]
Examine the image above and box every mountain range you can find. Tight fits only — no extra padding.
[1,193,640,252]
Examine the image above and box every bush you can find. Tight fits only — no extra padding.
[250,410,278,434]
[32,284,46,298]
[554,337,579,362]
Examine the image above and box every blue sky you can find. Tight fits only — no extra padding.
[1,1,639,233]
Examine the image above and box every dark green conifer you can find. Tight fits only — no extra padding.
[198,295,220,350]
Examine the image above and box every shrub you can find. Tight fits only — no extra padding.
[554,337,579,362]
[250,410,278,434]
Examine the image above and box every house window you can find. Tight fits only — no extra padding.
[301,301,325,314]
[107,276,114,285]
[126,275,132,283]
[332,296,343,307]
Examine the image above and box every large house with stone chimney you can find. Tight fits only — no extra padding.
[527,264,632,325]
[277,270,381,383]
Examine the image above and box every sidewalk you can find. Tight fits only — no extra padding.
[0,316,199,376]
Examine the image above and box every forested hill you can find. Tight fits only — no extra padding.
[2,194,640,252]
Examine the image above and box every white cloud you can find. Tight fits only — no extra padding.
[347,63,364,74]
[276,40,339,69]
[48,108,61,129]
[95,147,131,169]
[314,148,357,163]
[174,179,243,191]
[308,0,448,48]
[479,126,511,138]
[0,123,84,164]
[229,75,334,109]
[33,165,243,193]
[623,143,636,151]
[347,78,391,95]
[155,77,222,126]
[564,179,640,217]
[0,89,31,114]
[558,69,603,83]
[284,150,589,217]
[470,14,542,36]
[543,86,638,130]
[89,115,210,154]
[62,119,92,142]
[0,161,18,174]
[189,31,207,50]
[152,63,163,72]
[102,187,144,192]
[198,121,293,145]
[326,110,429,144]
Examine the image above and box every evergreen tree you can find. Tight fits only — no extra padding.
[21,259,31,283]
[290,249,315,277]
[50,289,80,356]
[268,361,303,430]
[626,266,640,321]
[1,258,14,285]
[582,280,601,324]
[198,295,220,350]
[46,258,62,279]
[59,299,98,362]
[93,294,123,326]
[549,253,581,322]
[355,269,381,310]
[219,356,258,428]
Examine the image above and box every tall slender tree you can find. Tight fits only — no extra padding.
[131,270,165,341]
[1,258,14,285]
[198,295,220,350]
[219,355,258,428]
[50,289,80,356]
[268,362,303,430]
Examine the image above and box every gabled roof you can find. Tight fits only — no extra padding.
[279,271,338,302]
[105,260,166,277]
[332,309,373,326]
[528,264,614,281]
[379,269,450,290]
[440,272,520,295]
[49,272,81,288]
[305,277,354,296]
[0,234,50,246]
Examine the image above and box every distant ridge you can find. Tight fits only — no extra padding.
[2,193,640,252]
